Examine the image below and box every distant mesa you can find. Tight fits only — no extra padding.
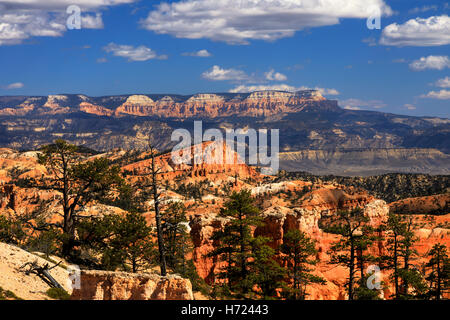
[124,95,155,106]
[0,89,332,118]
[156,96,175,104]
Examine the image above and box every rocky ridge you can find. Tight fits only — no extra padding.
[0,90,332,118]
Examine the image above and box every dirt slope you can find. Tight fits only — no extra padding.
[0,242,73,300]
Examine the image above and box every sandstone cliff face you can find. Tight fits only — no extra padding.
[189,186,449,299]
[122,141,258,181]
[0,91,448,176]
[0,90,331,118]
[79,102,114,117]
[112,91,329,118]
[71,271,193,300]
[190,184,390,284]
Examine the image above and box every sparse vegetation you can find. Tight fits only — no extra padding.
[46,288,71,300]
[277,172,449,203]
[0,287,21,300]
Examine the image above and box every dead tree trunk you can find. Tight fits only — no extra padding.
[21,261,64,289]
[149,142,167,276]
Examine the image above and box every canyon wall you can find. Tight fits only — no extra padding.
[189,184,449,299]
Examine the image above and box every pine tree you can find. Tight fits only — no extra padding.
[78,212,157,272]
[382,213,427,299]
[38,139,123,259]
[208,223,239,295]
[0,215,26,245]
[320,208,370,300]
[249,236,286,299]
[353,225,383,300]
[381,212,404,299]
[112,212,157,273]
[280,229,325,300]
[163,202,190,272]
[425,244,449,300]
[208,190,262,298]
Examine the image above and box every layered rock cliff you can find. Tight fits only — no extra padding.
[71,271,193,300]
[0,90,332,118]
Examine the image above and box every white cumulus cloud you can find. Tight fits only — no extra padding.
[81,13,104,29]
[408,5,438,14]
[265,69,287,81]
[340,98,386,110]
[409,55,450,71]
[182,49,212,57]
[421,89,450,100]
[343,105,361,110]
[435,76,450,88]
[229,84,339,96]
[141,0,392,44]
[0,0,136,45]
[3,82,24,89]
[202,65,249,81]
[103,43,168,61]
[380,15,450,47]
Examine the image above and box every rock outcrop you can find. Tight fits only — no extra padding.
[190,185,390,283]
[389,193,450,215]
[122,141,259,181]
[71,271,194,300]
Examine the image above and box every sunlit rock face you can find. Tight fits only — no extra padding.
[111,90,329,118]
[71,271,194,300]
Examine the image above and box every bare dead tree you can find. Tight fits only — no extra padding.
[148,139,167,276]
[20,260,64,289]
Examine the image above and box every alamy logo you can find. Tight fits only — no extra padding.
[366,265,382,290]
[66,5,81,30]
[67,264,81,290]
[366,5,382,30]
[171,121,279,175]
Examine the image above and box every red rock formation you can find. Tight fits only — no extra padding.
[122,141,259,181]
[71,271,194,300]
[115,91,333,118]
[79,102,114,116]
[0,90,340,118]
[115,95,156,117]
[189,185,449,299]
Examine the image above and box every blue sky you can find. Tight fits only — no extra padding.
[0,0,449,118]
